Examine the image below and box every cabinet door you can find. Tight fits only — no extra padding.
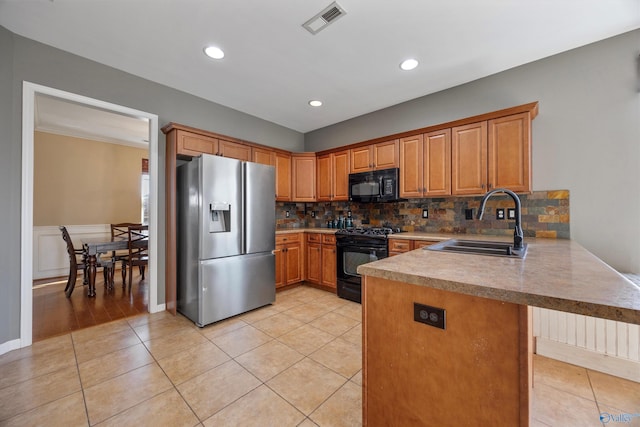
[374,139,399,170]
[219,139,251,161]
[292,154,316,201]
[274,246,285,288]
[306,243,322,285]
[351,146,373,173]
[488,113,531,193]
[452,121,488,195]
[424,129,451,196]
[275,152,291,201]
[316,154,333,201]
[400,135,423,198]
[177,131,218,156]
[332,150,350,200]
[285,243,302,284]
[252,147,276,166]
[321,244,337,289]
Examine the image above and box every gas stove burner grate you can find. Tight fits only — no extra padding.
[335,227,401,237]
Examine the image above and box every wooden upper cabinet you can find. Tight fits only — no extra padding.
[291,153,316,201]
[332,150,350,200]
[400,134,423,198]
[275,152,291,201]
[400,131,451,198]
[452,121,488,196]
[351,140,399,173]
[350,146,373,173]
[374,139,399,170]
[452,113,532,196]
[317,150,350,201]
[317,154,332,201]
[253,147,276,166]
[218,139,251,161]
[488,112,531,193]
[424,129,451,196]
[176,130,218,156]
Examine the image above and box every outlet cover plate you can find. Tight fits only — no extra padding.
[414,302,446,330]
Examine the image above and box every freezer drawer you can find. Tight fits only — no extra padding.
[196,252,275,327]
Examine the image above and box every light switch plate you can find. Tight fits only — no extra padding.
[507,208,516,220]
[422,209,428,219]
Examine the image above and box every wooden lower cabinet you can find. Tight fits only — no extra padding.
[305,233,337,290]
[363,276,532,426]
[275,234,302,288]
[388,238,438,256]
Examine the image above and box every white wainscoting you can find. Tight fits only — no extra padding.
[533,307,640,382]
[33,224,111,280]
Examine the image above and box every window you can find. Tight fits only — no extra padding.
[141,158,149,225]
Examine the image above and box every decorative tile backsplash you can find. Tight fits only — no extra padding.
[276,190,570,239]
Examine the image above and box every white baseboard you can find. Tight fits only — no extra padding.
[0,338,22,356]
[152,303,166,314]
[536,337,640,382]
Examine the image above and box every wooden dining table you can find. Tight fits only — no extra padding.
[82,235,148,297]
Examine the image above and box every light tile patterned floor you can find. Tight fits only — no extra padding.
[1,285,638,426]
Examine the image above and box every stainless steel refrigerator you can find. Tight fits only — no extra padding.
[177,153,276,327]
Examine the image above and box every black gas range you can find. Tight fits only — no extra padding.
[335,227,403,303]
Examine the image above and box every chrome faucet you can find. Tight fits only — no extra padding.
[476,188,524,250]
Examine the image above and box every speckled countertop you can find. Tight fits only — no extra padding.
[276,228,336,235]
[358,237,640,325]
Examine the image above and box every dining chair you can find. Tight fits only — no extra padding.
[126,224,149,289]
[110,222,140,286]
[59,226,113,297]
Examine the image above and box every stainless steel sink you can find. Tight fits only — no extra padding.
[425,239,527,258]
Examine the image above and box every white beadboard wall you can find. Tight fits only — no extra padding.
[33,225,111,280]
[533,306,640,382]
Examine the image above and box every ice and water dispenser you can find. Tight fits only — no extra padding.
[209,202,231,233]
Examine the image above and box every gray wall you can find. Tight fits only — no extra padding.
[306,30,640,275]
[0,26,304,345]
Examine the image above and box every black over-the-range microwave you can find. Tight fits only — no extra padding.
[348,167,403,203]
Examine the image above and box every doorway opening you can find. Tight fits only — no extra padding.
[21,82,161,348]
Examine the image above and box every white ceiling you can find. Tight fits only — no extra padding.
[2,0,639,134]
[34,94,150,148]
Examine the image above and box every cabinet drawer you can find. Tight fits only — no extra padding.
[276,233,300,245]
[322,234,336,245]
[413,240,439,249]
[307,233,321,243]
[388,239,412,252]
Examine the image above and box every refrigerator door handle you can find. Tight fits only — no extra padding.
[241,162,246,254]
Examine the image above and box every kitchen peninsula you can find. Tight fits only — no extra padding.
[358,237,640,426]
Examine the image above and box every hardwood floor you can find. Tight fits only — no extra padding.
[32,269,149,342]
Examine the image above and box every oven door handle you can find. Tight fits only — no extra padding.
[337,245,386,252]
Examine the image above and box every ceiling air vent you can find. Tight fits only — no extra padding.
[303,2,346,35]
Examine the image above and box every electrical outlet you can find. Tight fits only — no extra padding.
[414,302,446,330]
[496,208,505,220]
[310,211,315,218]
[507,208,516,220]
[347,210,352,218]
[285,210,290,218]
[465,208,473,220]
[422,209,428,219]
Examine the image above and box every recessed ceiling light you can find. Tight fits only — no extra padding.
[400,58,419,71]
[309,100,323,107]
[204,46,225,60]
